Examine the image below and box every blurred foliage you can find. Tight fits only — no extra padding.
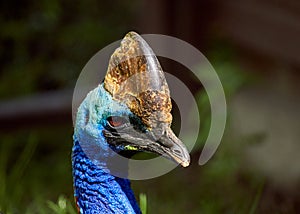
[192,45,252,150]
[0,126,74,213]
[0,0,139,98]
[0,1,280,213]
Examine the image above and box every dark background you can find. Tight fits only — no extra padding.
[1,0,300,213]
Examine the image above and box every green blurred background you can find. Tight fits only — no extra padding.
[1,0,300,213]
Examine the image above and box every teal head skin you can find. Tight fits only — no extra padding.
[72,32,190,213]
[74,84,138,167]
[74,83,148,175]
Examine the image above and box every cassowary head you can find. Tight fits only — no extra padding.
[74,32,190,171]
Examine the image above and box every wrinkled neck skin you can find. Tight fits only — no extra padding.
[72,85,141,214]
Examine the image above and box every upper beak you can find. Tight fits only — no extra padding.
[105,126,190,167]
[154,127,190,167]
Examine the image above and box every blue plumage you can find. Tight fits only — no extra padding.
[72,140,141,214]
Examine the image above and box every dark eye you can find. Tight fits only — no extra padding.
[107,116,128,128]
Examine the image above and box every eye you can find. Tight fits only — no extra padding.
[107,116,128,128]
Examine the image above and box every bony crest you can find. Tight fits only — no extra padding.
[104,31,172,130]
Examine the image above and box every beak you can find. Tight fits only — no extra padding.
[103,126,190,167]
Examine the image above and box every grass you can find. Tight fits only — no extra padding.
[0,126,75,214]
[0,133,38,213]
[139,193,147,214]
[47,195,77,214]
[249,179,265,214]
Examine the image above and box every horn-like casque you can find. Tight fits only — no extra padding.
[104,32,172,129]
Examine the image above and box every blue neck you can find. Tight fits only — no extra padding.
[72,140,141,214]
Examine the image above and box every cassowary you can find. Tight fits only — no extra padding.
[72,32,190,213]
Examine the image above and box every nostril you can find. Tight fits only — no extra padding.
[157,140,173,148]
[173,149,181,155]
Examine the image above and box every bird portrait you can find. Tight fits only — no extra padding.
[72,31,190,213]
